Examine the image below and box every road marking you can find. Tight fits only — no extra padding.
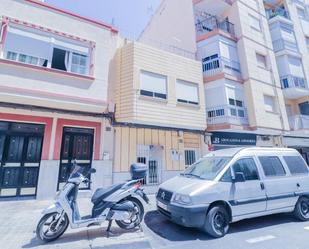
[246,235,276,244]
[304,226,309,231]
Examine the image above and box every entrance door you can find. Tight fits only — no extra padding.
[0,122,44,198]
[58,127,94,190]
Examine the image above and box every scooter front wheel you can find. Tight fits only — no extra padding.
[115,198,144,230]
[36,212,69,243]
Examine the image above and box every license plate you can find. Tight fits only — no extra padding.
[157,201,168,211]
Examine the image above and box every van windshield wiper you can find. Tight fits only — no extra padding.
[181,173,202,179]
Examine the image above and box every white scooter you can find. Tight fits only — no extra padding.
[36,161,149,242]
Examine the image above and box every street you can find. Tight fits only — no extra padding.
[1,195,309,249]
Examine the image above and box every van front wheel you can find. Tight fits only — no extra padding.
[203,205,230,238]
[294,197,309,221]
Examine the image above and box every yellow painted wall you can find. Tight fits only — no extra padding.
[113,126,205,172]
[115,42,206,131]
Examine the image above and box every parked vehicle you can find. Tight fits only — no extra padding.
[36,161,149,242]
[156,147,309,238]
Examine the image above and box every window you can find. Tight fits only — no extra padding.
[185,150,197,167]
[202,54,220,72]
[264,95,276,113]
[3,25,90,75]
[284,156,309,175]
[229,98,245,118]
[233,158,259,181]
[259,156,286,177]
[299,102,309,115]
[256,53,267,68]
[249,15,261,31]
[297,7,306,20]
[140,71,167,99]
[176,80,199,105]
[220,168,232,182]
[208,108,225,118]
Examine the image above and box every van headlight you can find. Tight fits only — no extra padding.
[173,194,192,205]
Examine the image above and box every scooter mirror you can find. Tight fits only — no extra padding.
[90,168,96,174]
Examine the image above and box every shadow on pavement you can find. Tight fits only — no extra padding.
[144,210,296,241]
[22,226,141,248]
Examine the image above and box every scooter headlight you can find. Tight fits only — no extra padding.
[173,194,192,205]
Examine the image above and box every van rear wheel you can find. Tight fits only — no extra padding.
[294,197,309,221]
[203,205,230,238]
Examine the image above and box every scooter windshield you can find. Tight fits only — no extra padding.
[69,165,84,179]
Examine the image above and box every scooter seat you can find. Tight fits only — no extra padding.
[91,183,124,204]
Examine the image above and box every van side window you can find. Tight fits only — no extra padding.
[233,158,259,181]
[259,156,286,177]
[220,168,232,182]
[283,156,309,175]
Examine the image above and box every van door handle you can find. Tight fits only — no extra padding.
[260,182,265,190]
[297,183,300,188]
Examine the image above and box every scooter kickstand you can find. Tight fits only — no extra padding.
[106,220,113,238]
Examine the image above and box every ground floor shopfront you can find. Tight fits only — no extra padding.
[0,108,113,199]
[112,126,207,186]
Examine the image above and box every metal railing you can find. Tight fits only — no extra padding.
[266,8,290,20]
[206,105,248,125]
[289,115,309,130]
[202,56,241,77]
[196,16,235,37]
[280,75,308,89]
[272,39,299,53]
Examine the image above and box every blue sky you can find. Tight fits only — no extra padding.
[45,0,161,39]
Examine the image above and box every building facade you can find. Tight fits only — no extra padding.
[139,0,309,163]
[111,42,208,189]
[0,0,119,199]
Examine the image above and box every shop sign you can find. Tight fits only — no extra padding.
[211,132,257,146]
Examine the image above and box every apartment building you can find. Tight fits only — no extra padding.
[263,0,309,162]
[139,0,309,163]
[111,41,208,187]
[0,0,119,199]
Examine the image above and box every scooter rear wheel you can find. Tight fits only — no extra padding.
[115,198,144,230]
[36,212,69,243]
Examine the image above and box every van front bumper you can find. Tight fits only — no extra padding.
[157,200,209,228]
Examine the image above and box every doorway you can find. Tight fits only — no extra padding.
[58,127,94,190]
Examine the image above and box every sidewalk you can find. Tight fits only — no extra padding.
[0,195,156,249]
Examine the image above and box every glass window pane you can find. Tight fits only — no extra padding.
[259,156,286,177]
[233,158,259,181]
[284,156,309,175]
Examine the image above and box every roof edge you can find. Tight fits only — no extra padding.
[25,0,119,33]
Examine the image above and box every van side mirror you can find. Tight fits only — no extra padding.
[90,168,96,174]
[233,172,246,183]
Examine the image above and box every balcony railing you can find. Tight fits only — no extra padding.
[196,16,235,37]
[289,115,309,130]
[272,39,299,53]
[280,75,307,89]
[206,105,248,126]
[202,55,241,77]
[266,8,290,20]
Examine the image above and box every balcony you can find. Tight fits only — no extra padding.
[193,0,234,16]
[281,75,309,99]
[202,55,241,78]
[207,105,249,126]
[272,39,299,53]
[196,15,235,38]
[289,115,309,130]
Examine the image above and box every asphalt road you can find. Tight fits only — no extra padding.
[1,195,309,249]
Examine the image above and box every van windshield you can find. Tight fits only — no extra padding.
[182,156,231,180]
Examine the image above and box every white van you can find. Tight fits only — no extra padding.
[156,147,309,238]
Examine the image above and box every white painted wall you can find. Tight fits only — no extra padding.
[0,0,120,113]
